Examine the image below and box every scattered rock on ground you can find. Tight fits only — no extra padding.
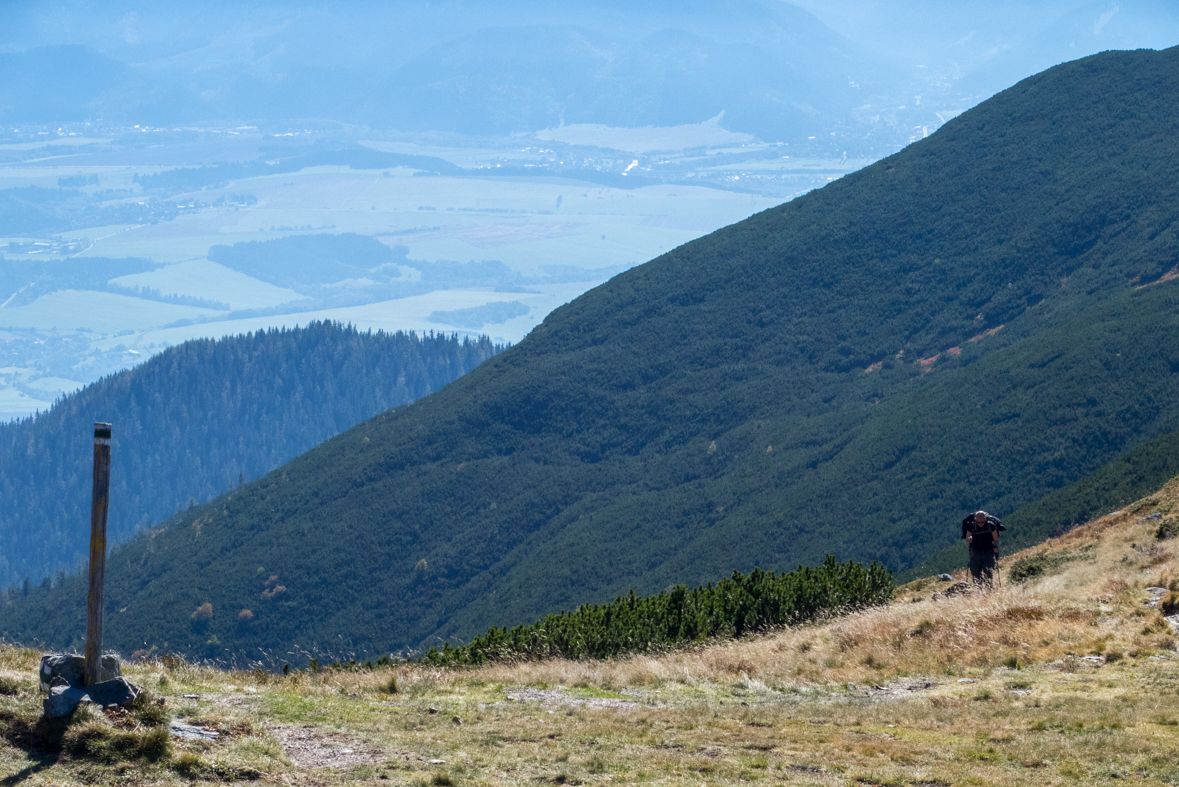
[170,722,219,741]
[931,582,970,601]
[1144,587,1169,607]
[504,687,649,710]
[865,679,936,696]
[937,573,953,581]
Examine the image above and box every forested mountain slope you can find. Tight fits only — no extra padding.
[4,48,1179,661]
[0,322,502,588]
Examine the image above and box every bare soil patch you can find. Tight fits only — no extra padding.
[504,687,650,710]
[270,724,387,769]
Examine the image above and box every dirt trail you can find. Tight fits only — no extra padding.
[271,724,390,769]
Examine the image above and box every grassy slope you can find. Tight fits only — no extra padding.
[5,470,1179,784]
[904,421,1179,580]
[7,48,1179,658]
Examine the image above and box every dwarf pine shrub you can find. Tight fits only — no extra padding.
[422,556,892,665]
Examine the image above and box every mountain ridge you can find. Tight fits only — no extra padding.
[4,47,1179,659]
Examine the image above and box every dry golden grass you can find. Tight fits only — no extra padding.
[4,476,1179,784]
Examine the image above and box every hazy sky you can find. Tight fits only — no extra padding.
[1,1,1176,137]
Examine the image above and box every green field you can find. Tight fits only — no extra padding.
[109,260,302,311]
[60,168,776,272]
[0,290,223,333]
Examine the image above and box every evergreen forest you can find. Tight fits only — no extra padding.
[0,322,502,588]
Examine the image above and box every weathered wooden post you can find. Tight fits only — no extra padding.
[84,422,111,687]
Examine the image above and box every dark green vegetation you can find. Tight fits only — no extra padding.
[422,558,892,665]
[208,233,414,289]
[1158,520,1178,541]
[429,301,531,329]
[206,234,430,312]
[208,233,625,299]
[0,322,502,588]
[132,145,462,195]
[0,186,180,236]
[5,49,1179,661]
[906,423,1179,579]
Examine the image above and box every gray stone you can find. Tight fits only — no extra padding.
[43,683,90,717]
[170,722,219,740]
[937,573,953,581]
[84,677,139,709]
[39,653,121,691]
[41,676,140,718]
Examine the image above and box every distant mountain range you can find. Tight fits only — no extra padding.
[0,322,502,589]
[0,1,876,143]
[5,47,1179,662]
[3,1,1175,145]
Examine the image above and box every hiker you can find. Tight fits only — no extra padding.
[962,510,1003,587]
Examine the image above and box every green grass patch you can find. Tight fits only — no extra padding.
[63,722,171,764]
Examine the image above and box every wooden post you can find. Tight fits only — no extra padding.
[84,422,111,687]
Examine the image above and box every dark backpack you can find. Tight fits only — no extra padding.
[961,512,1006,543]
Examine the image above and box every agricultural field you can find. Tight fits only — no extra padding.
[0,123,861,420]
